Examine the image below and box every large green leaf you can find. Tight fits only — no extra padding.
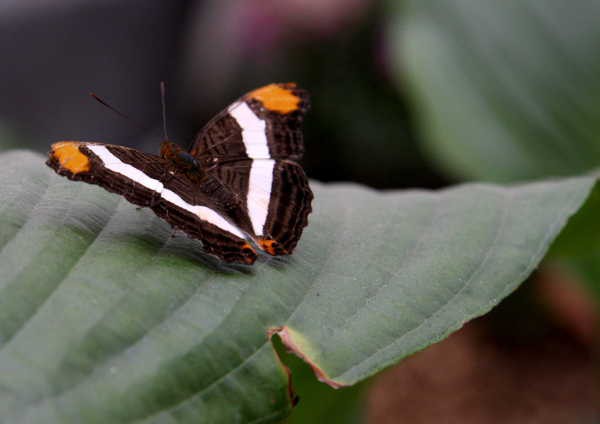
[394,0,600,182]
[0,150,595,423]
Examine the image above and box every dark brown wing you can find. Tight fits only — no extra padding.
[46,141,257,264]
[207,158,313,255]
[190,83,310,162]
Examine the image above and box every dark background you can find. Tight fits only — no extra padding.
[0,0,443,190]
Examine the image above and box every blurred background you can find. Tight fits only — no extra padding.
[1,0,599,422]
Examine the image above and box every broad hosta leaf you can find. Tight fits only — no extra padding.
[0,150,596,423]
[393,0,600,182]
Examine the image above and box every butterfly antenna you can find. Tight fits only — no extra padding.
[160,81,169,141]
[89,92,147,131]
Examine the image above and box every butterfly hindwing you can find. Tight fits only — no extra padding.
[207,159,312,255]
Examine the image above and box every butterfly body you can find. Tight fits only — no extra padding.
[47,83,312,265]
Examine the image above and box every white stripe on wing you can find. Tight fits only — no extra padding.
[228,101,270,159]
[87,144,245,239]
[247,159,275,235]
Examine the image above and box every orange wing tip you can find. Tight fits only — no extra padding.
[241,243,258,264]
[258,238,288,256]
[248,83,301,114]
[49,141,91,174]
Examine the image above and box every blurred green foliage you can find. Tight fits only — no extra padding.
[397,0,600,182]
[394,0,600,305]
[275,338,369,424]
[0,123,20,152]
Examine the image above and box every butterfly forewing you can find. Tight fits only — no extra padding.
[190,83,310,162]
[206,158,312,254]
[47,142,257,264]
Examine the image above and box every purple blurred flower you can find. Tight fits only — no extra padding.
[236,0,372,51]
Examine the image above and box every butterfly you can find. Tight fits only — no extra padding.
[46,83,313,265]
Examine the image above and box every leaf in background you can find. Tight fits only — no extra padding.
[0,151,595,423]
[275,337,369,424]
[544,196,600,306]
[547,184,600,301]
[0,123,20,153]
[393,0,600,182]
